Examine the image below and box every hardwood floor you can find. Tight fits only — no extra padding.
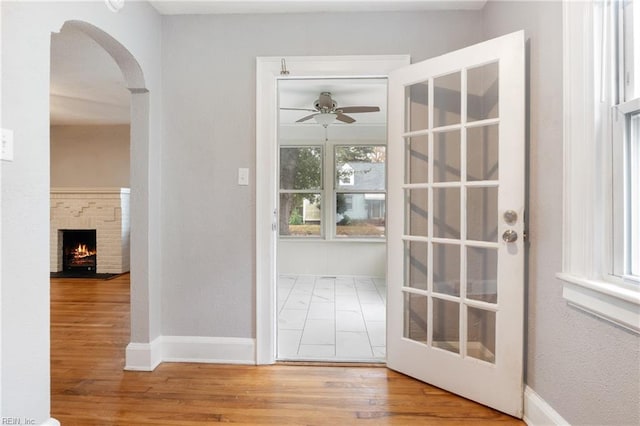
[51,274,524,425]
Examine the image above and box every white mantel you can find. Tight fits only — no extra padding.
[50,187,130,274]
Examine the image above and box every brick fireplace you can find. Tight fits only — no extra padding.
[50,188,130,274]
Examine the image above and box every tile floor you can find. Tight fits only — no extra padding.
[277,275,386,362]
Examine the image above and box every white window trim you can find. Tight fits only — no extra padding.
[559,0,640,334]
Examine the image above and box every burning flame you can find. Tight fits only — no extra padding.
[73,244,96,259]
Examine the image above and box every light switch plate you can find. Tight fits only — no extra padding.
[1,128,14,162]
[238,168,249,186]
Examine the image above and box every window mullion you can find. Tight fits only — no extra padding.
[325,144,334,240]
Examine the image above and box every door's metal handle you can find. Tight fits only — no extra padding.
[503,210,518,224]
[502,229,518,243]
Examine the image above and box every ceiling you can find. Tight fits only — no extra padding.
[49,0,485,127]
[149,0,486,15]
[50,25,130,126]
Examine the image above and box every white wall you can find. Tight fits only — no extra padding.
[160,11,484,338]
[278,241,385,277]
[50,125,130,188]
[482,1,640,425]
[0,2,162,422]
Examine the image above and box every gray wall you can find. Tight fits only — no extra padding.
[50,124,130,188]
[1,1,162,421]
[482,2,640,425]
[160,11,484,337]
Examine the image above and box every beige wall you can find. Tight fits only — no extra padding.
[50,124,130,188]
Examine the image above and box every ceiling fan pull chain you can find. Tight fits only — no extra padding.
[280,58,289,75]
[324,126,328,142]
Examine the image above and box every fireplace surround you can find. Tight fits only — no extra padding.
[50,188,130,274]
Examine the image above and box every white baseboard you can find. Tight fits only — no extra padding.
[124,337,162,371]
[124,335,255,370]
[524,386,570,426]
[161,336,255,364]
[39,418,60,426]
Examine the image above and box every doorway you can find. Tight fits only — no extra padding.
[49,20,153,371]
[255,55,410,365]
[50,24,132,279]
[276,78,388,362]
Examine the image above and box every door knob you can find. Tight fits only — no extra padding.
[502,229,518,243]
[503,210,518,224]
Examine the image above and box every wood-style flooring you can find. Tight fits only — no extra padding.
[51,274,524,425]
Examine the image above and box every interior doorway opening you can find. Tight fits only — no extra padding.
[49,19,152,372]
[49,23,132,279]
[276,77,388,362]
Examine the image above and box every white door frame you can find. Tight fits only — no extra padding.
[255,55,410,364]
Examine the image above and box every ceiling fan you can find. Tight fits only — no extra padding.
[281,91,380,127]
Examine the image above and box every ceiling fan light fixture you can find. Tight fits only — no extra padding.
[315,112,337,127]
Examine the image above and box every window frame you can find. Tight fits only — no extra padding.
[333,144,387,239]
[278,140,387,241]
[559,0,640,334]
[278,144,324,238]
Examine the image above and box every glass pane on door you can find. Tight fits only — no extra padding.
[467,124,499,181]
[467,247,498,303]
[432,298,460,354]
[467,62,499,122]
[433,188,460,239]
[406,189,429,237]
[433,243,460,296]
[467,186,498,242]
[434,72,461,127]
[406,81,429,132]
[467,307,496,363]
[405,240,429,291]
[404,293,428,343]
[406,135,429,184]
[433,130,461,182]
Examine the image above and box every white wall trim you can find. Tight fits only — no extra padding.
[124,336,255,370]
[256,55,410,365]
[39,419,61,426]
[161,336,255,364]
[523,386,570,426]
[560,0,640,333]
[124,337,162,371]
[558,273,640,333]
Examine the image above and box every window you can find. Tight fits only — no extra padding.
[278,146,322,237]
[560,0,640,333]
[335,145,386,238]
[614,0,640,281]
[278,143,386,240]
[628,111,640,276]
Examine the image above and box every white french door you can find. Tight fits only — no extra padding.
[386,31,525,417]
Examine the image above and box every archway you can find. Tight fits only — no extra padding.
[51,20,154,366]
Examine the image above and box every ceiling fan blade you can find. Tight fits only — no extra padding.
[280,107,317,112]
[336,113,356,124]
[337,106,380,114]
[296,113,319,123]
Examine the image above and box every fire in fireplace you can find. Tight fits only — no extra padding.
[62,230,97,273]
